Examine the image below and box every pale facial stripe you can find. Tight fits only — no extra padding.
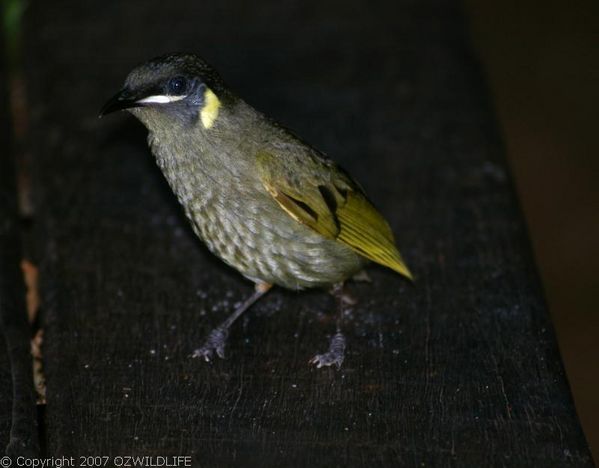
[136,94,187,104]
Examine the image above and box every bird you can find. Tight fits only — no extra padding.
[100,53,412,368]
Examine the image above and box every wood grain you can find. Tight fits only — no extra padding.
[0,38,40,456]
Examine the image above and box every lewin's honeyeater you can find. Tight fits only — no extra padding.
[100,53,412,368]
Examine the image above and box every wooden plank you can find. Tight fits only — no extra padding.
[0,35,15,451]
[23,0,593,465]
[0,29,40,455]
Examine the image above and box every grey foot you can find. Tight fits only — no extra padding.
[310,332,346,369]
[191,327,229,361]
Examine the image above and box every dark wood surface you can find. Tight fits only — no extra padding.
[0,33,17,451]
[0,35,40,455]
[4,0,592,465]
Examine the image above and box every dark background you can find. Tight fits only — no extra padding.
[464,0,599,459]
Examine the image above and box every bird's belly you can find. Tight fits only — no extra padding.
[185,191,365,289]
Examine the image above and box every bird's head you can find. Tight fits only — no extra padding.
[100,53,227,129]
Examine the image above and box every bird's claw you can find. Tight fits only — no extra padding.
[309,332,346,369]
[309,352,344,369]
[191,345,225,362]
[191,327,228,362]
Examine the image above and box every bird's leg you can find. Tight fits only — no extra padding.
[310,283,355,369]
[192,282,272,361]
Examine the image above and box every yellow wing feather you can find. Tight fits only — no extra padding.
[256,150,412,280]
[336,191,413,279]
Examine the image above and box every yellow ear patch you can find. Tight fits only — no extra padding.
[201,88,221,129]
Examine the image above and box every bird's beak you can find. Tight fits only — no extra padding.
[99,89,142,117]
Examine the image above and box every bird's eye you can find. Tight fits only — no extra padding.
[168,77,187,95]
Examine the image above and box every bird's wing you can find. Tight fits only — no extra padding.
[256,149,412,279]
